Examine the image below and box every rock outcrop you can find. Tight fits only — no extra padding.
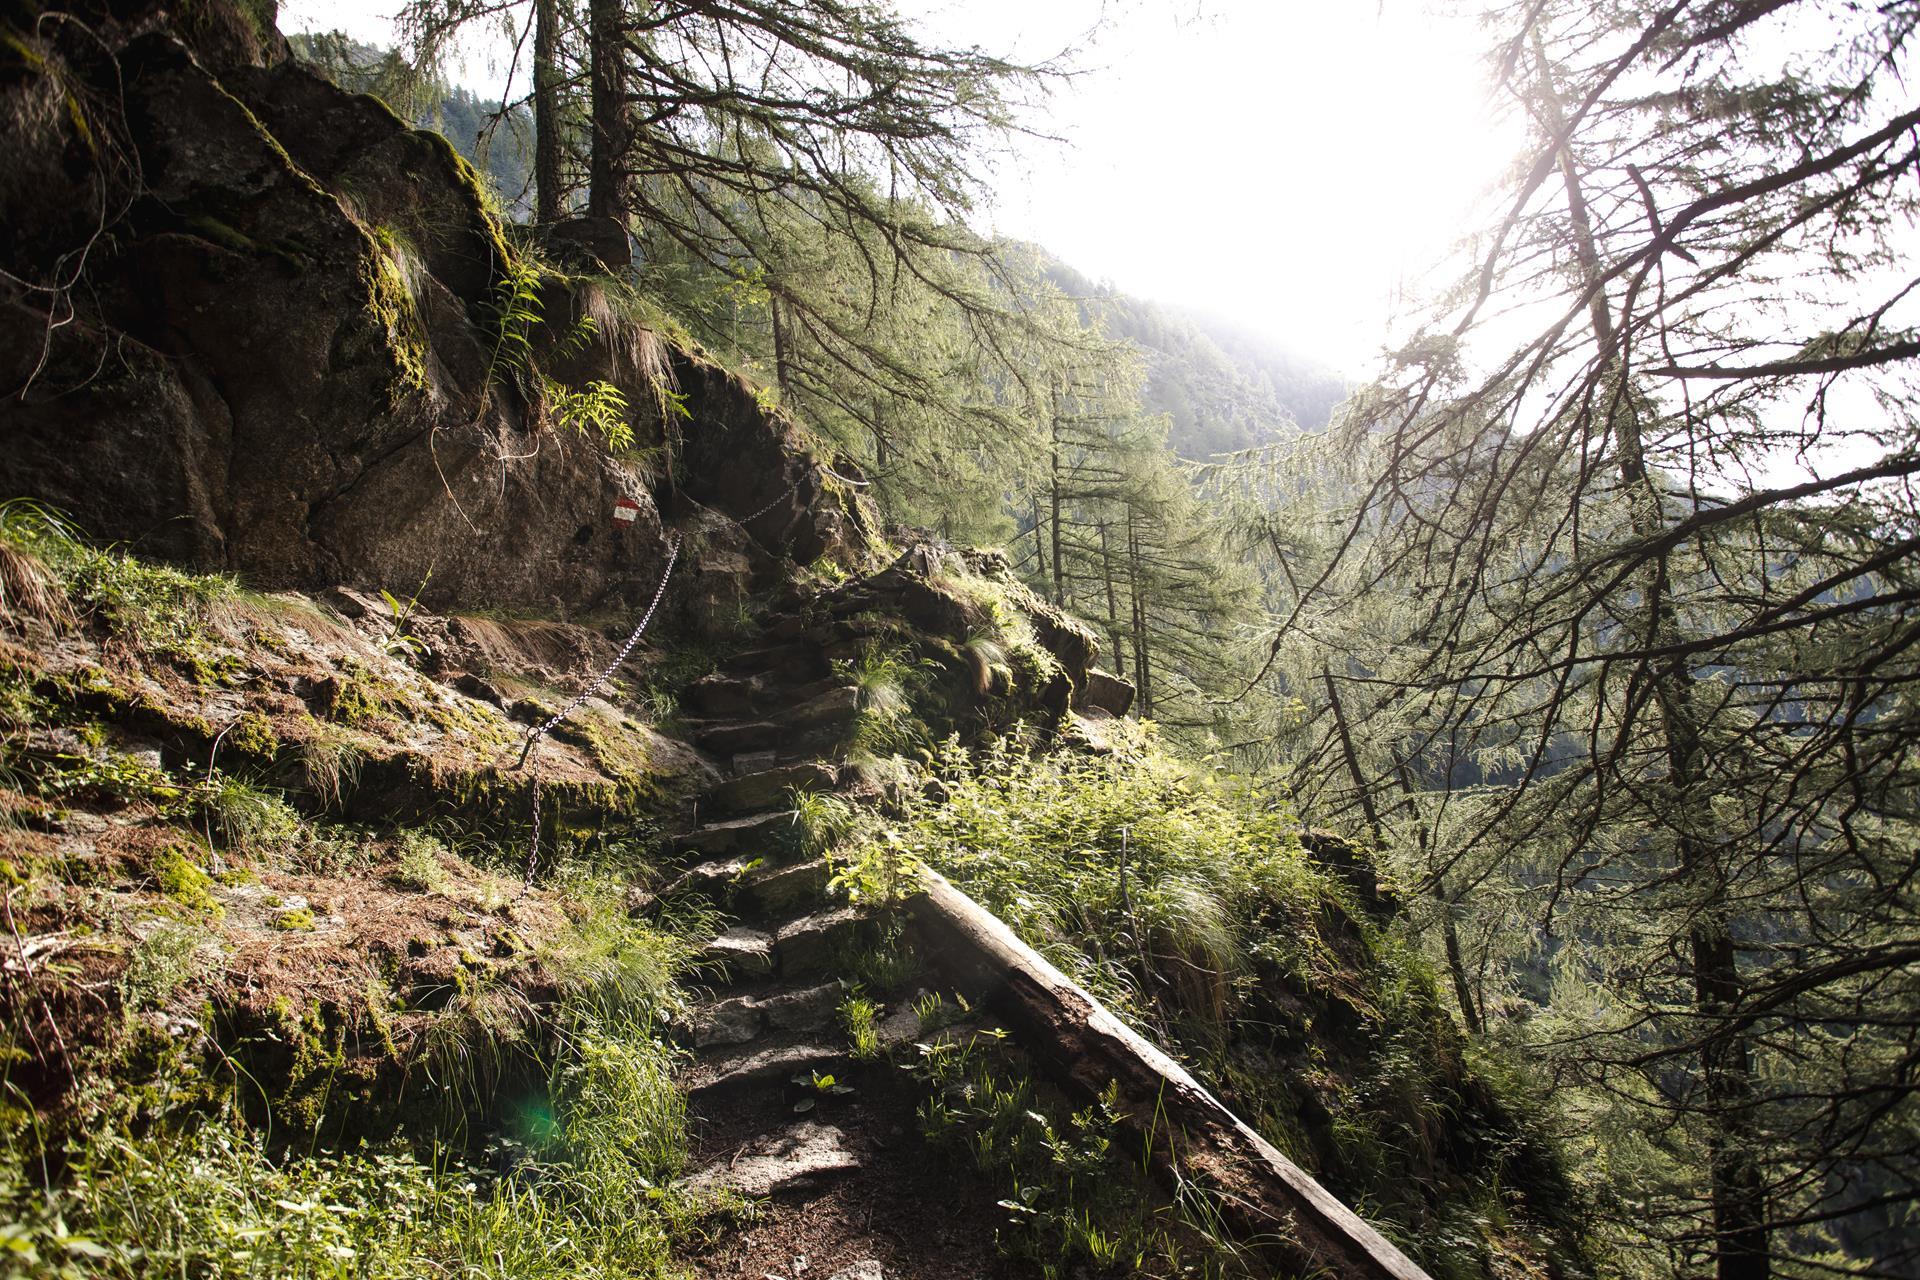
[0,0,875,625]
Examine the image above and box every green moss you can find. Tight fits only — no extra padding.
[182,213,261,254]
[1,31,48,77]
[151,844,222,918]
[576,707,655,791]
[226,710,279,758]
[364,233,430,400]
[324,661,405,727]
[410,127,517,277]
[273,906,317,931]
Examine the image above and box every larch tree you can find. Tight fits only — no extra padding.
[1252,3,1920,1276]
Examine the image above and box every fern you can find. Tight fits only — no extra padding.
[484,256,543,389]
[543,376,635,452]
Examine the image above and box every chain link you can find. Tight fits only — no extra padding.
[737,461,872,529]
[515,532,682,886]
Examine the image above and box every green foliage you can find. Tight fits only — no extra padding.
[839,993,883,1061]
[389,830,453,894]
[882,729,1323,1028]
[541,376,635,452]
[0,500,233,665]
[909,1041,1243,1279]
[118,919,214,1014]
[0,1082,697,1280]
[482,252,543,392]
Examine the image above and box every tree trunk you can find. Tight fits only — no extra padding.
[1048,394,1066,608]
[1127,513,1151,716]
[1031,496,1052,600]
[1533,34,1766,1279]
[532,0,563,222]
[587,0,630,221]
[1100,520,1124,676]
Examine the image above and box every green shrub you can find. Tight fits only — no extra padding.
[389,830,453,894]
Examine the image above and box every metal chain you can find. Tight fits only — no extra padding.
[515,532,682,886]
[737,461,872,529]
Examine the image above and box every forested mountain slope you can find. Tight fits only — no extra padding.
[0,3,1579,1279]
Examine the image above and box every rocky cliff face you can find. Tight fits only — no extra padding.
[0,0,872,626]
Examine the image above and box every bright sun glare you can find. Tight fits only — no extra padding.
[280,0,1517,373]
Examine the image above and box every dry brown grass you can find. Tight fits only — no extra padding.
[0,539,74,631]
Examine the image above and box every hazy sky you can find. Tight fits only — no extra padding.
[278,1,1515,373]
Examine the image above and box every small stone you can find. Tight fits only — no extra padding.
[825,1263,885,1280]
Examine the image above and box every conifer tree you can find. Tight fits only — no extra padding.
[1249,4,1920,1275]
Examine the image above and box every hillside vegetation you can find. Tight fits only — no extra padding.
[4,1,1918,1278]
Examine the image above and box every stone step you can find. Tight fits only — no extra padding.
[739,858,833,920]
[780,683,859,729]
[685,673,759,719]
[720,640,827,679]
[666,853,829,919]
[706,760,840,815]
[670,809,796,859]
[684,1037,849,1093]
[693,925,775,982]
[688,672,846,720]
[693,718,847,758]
[689,979,845,1049]
[685,1120,860,1197]
[775,906,871,980]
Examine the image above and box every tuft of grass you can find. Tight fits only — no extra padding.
[840,993,883,1060]
[836,643,929,755]
[0,499,76,631]
[789,786,855,856]
[297,722,363,810]
[202,775,300,856]
[0,498,235,661]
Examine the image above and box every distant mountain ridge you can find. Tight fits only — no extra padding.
[1046,259,1349,458]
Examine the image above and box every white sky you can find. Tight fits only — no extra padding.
[279,0,1516,374]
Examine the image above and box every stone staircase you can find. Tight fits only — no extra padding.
[640,562,1430,1280]
[654,611,1040,1278]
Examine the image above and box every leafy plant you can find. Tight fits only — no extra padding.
[542,375,635,451]
[390,830,453,894]
[377,573,432,661]
[840,993,883,1060]
[118,919,214,1014]
[483,253,543,389]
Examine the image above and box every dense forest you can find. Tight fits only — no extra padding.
[1,1,1915,1278]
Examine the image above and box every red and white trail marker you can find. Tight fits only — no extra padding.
[612,498,642,527]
